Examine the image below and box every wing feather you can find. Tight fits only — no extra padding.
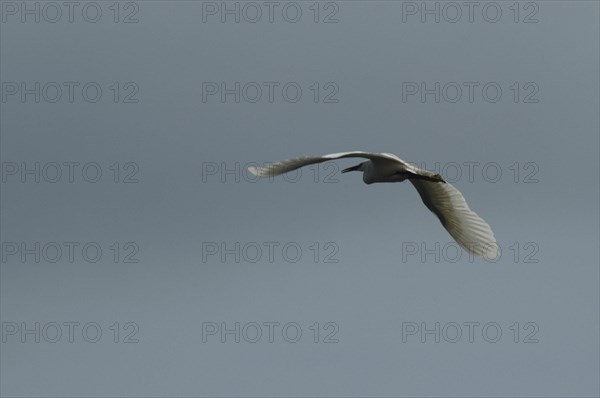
[248,151,408,177]
[410,180,499,259]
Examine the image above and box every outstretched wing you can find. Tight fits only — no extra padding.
[248,151,409,177]
[410,179,499,259]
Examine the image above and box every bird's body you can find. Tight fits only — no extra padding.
[249,151,499,260]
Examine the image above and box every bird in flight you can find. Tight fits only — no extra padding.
[249,151,499,260]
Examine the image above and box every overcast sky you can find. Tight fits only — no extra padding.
[1,1,599,397]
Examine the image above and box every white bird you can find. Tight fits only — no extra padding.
[249,151,499,259]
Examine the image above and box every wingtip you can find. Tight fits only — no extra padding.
[484,243,500,261]
[469,242,500,261]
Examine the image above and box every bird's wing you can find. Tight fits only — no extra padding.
[248,151,409,177]
[410,180,499,259]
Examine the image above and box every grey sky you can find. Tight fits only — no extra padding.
[1,1,599,397]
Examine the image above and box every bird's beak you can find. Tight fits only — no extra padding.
[342,164,361,173]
